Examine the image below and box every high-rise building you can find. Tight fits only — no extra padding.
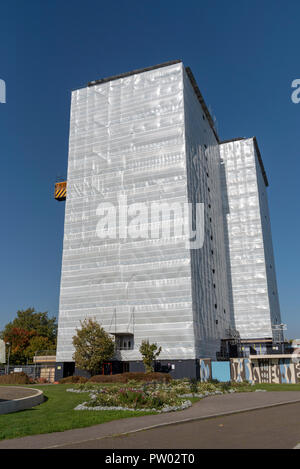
[56,61,281,378]
[220,138,281,354]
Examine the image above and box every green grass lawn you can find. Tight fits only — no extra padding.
[0,384,154,441]
[252,383,300,392]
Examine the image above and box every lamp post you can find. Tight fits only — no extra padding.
[5,342,11,375]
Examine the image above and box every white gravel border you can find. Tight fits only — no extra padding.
[74,400,192,413]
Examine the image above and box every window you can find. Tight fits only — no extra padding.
[212,268,215,274]
[215,304,217,309]
[213,283,216,289]
[216,320,218,325]
[115,334,134,350]
[224,309,226,314]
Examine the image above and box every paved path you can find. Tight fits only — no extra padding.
[62,402,300,449]
[0,391,300,449]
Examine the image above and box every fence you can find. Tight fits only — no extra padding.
[200,355,300,384]
[0,364,55,382]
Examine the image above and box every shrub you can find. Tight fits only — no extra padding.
[197,382,218,393]
[189,378,198,393]
[218,381,231,392]
[59,375,88,384]
[209,378,220,384]
[229,380,250,389]
[89,372,171,384]
[34,377,49,384]
[0,372,32,385]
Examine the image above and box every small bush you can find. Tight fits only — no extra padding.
[0,372,32,385]
[197,382,218,393]
[89,372,171,384]
[34,377,49,384]
[209,378,220,384]
[218,381,231,392]
[189,378,198,393]
[59,375,88,384]
[230,380,251,389]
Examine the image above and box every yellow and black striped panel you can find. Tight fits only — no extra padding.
[54,181,67,201]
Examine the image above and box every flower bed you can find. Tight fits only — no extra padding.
[67,379,244,413]
[77,386,184,411]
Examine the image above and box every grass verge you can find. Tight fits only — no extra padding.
[0,384,155,441]
[252,383,300,392]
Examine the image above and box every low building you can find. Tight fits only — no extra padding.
[33,355,56,383]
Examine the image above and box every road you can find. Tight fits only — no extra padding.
[58,402,300,449]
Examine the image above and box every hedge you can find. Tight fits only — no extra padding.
[89,372,172,383]
[58,375,88,384]
[0,372,32,385]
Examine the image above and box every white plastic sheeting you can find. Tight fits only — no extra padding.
[56,62,233,362]
[183,69,232,357]
[0,340,5,364]
[220,138,281,339]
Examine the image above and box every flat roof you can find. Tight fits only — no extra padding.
[220,137,269,187]
[250,354,299,359]
[87,60,182,87]
[87,60,220,143]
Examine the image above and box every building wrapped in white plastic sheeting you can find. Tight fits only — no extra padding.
[56,61,281,378]
[56,61,233,372]
[219,138,281,340]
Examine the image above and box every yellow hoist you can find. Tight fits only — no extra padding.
[54,181,67,201]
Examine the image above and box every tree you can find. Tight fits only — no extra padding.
[0,308,57,365]
[25,336,55,362]
[72,318,115,376]
[1,308,57,343]
[139,340,162,373]
[3,327,36,365]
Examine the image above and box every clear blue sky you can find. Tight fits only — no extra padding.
[0,0,299,338]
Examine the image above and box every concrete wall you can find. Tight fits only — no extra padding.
[0,387,44,415]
